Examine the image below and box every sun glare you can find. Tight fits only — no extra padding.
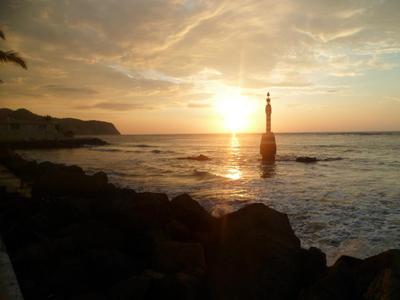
[214,88,254,133]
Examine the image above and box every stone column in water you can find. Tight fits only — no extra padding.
[260,92,276,161]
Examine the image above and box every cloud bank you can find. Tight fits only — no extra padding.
[1,0,399,132]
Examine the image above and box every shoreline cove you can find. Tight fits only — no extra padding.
[0,148,399,299]
[14,133,400,265]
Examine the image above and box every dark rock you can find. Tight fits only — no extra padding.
[2,155,32,178]
[143,269,165,280]
[13,242,54,269]
[69,291,107,300]
[47,257,91,295]
[85,249,140,286]
[363,268,396,300]
[207,203,314,300]
[148,272,204,300]
[0,138,109,149]
[32,166,112,198]
[108,275,150,300]
[355,249,400,300]
[70,222,127,251]
[20,160,39,180]
[171,194,215,232]
[120,192,172,230]
[4,151,400,300]
[0,147,12,161]
[299,255,363,300]
[296,156,318,163]
[298,247,327,286]
[153,241,206,276]
[167,220,192,241]
[178,154,210,161]
[0,185,6,197]
[300,250,400,300]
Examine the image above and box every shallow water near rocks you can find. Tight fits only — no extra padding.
[19,132,400,265]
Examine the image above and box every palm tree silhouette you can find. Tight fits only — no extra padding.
[0,29,27,83]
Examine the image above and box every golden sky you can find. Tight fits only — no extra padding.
[1,0,400,133]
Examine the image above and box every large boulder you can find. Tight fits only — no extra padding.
[356,249,400,299]
[153,241,206,276]
[299,255,361,300]
[2,154,35,178]
[300,250,400,300]
[32,165,113,198]
[66,221,127,251]
[296,246,327,290]
[108,275,150,300]
[69,291,107,300]
[0,185,5,198]
[171,194,216,232]
[207,203,326,300]
[84,249,140,286]
[117,192,172,231]
[166,220,192,242]
[148,272,204,300]
[47,257,92,295]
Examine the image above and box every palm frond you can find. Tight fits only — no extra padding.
[0,50,27,69]
[0,30,5,40]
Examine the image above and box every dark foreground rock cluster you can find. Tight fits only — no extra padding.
[0,149,399,300]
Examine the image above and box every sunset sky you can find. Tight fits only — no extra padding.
[1,0,400,134]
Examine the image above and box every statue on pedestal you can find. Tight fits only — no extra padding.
[260,92,276,162]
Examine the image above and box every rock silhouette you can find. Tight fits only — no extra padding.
[0,149,399,299]
[178,154,211,161]
[296,156,318,163]
[0,137,108,149]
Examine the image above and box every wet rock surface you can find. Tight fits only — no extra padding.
[300,250,400,300]
[296,156,318,163]
[0,149,398,299]
[178,154,211,161]
[295,156,343,163]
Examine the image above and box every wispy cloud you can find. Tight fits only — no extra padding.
[294,27,364,43]
[75,102,155,111]
[1,0,400,131]
[187,102,211,108]
[42,84,98,96]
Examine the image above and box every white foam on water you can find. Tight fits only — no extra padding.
[18,132,400,263]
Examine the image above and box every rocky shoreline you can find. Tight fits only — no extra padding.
[0,149,399,300]
[0,138,108,150]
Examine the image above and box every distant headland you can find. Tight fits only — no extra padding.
[0,108,120,137]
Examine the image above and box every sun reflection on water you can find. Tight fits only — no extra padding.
[224,133,242,180]
[230,133,240,149]
[225,168,241,180]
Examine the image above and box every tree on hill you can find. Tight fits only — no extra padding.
[43,115,52,121]
[0,29,27,83]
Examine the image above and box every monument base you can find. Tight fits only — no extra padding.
[260,132,276,162]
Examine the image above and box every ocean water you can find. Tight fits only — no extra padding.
[18,133,400,264]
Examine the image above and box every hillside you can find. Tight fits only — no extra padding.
[0,108,120,135]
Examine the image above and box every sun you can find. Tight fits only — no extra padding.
[214,88,254,132]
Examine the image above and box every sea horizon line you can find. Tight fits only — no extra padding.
[105,130,400,136]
